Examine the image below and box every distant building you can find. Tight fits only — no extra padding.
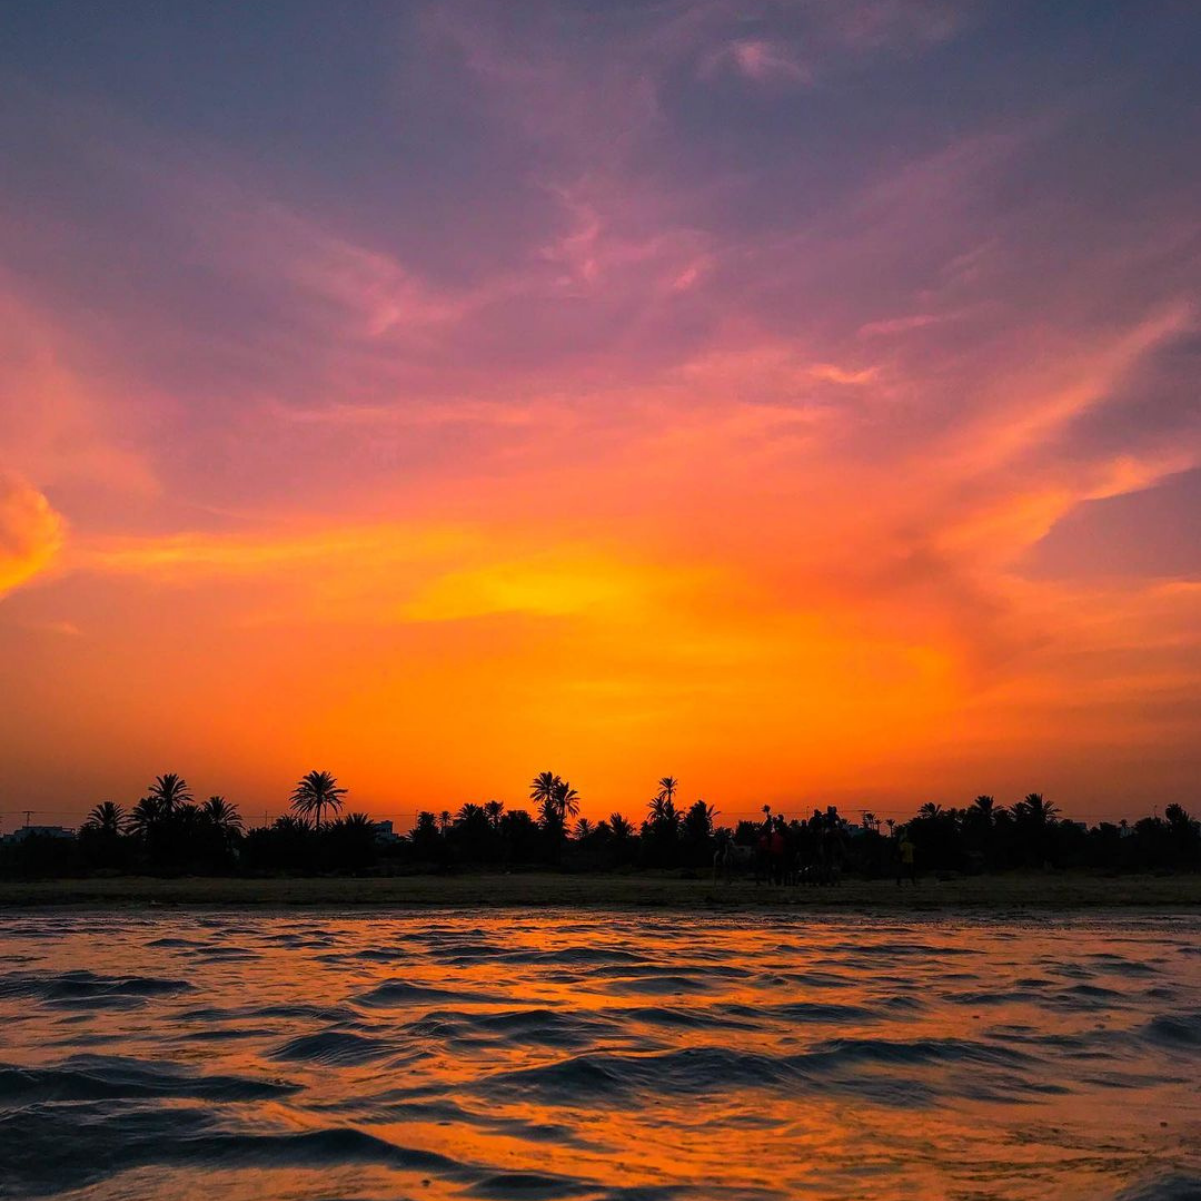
[2,825,75,845]
[370,820,400,844]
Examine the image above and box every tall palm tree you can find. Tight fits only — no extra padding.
[148,773,192,814]
[972,795,996,826]
[656,776,679,807]
[289,770,347,830]
[484,799,505,829]
[530,771,559,806]
[84,801,126,836]
[554,780,580,821]
[438,809,453,834]
[201,796,244,842]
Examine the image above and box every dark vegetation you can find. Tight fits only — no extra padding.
[2,770,1198,883]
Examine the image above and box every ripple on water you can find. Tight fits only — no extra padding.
[0,971,194,1008]
[0,1055,297,1105]
[351,980,508,1008]
[269,1029,396,1066]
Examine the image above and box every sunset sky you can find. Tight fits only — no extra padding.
[2,1,1199,827]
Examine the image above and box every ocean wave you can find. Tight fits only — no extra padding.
[1112,1174,1201,1200]
[0,1106,464,1197]
[270,1030,395,1066]
[1141,1012,1201,1049]
[0,1055,296,1105]
[476,1038,1032,1108]
[0,970,194,1008]
[351,980,507,1007]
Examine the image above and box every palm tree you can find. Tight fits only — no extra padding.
[148,773,192,814]
[83,801,126,837]
[554,779,580,821]
[574,817,594,841]
[656,776,679,807]
[438,809,453,834]
[484,799,505,829]
[609,812,634,841]
[972,795,996,826]
[646,793,682,835]
[201,796,244,843]
[1014,793,1059,825]
[128,795,165,838]
[530,771,561,811]
[683,799,717,843]
[457,802,484,825]
[919,802,943,820]
[289,770,347,830]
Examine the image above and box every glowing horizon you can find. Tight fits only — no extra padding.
[2,2,1199,827]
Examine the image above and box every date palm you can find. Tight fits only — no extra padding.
[148,773,192,814]
[84,801,126,837]
[202,795,244,842]
[609,813,633,840]
[457,802,484,825]
[554,780,580,821]
[530,771,561,810]
[128,795,165,838]
[684,799,717,842]
[289,770,347,830]
[484,799,505,829]
[656,776,679,807]
[1014,793,1059,825]
[972,795,996,826]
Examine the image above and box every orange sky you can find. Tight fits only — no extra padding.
[1,2,1199,828]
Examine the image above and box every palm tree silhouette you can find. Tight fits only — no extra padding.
[289,770,347,830]
[919,802,943,820]
[609,813,633,841]
[973,795,996,825]
[201,796,244,844]
[84,801,126,836]
[656,776,679,807]
[129,796,165,838]
[457,802,484,825]
[484,799,505,829]
[684,799,717,842]
[530,771,561,811]
[148,773,192,814]
[554,780,580,821]
[575,817,594,840]
[1021,793,1059,823]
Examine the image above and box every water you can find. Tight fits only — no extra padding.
[1,910,1199,1200]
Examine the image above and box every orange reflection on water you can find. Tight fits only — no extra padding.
[1,911,1198,1201]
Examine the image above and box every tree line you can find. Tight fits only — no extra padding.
[2,769,1198,879]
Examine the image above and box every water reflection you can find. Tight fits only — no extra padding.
[1,911,1199,1199]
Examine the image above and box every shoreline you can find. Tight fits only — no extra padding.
[1,871,1200,910]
